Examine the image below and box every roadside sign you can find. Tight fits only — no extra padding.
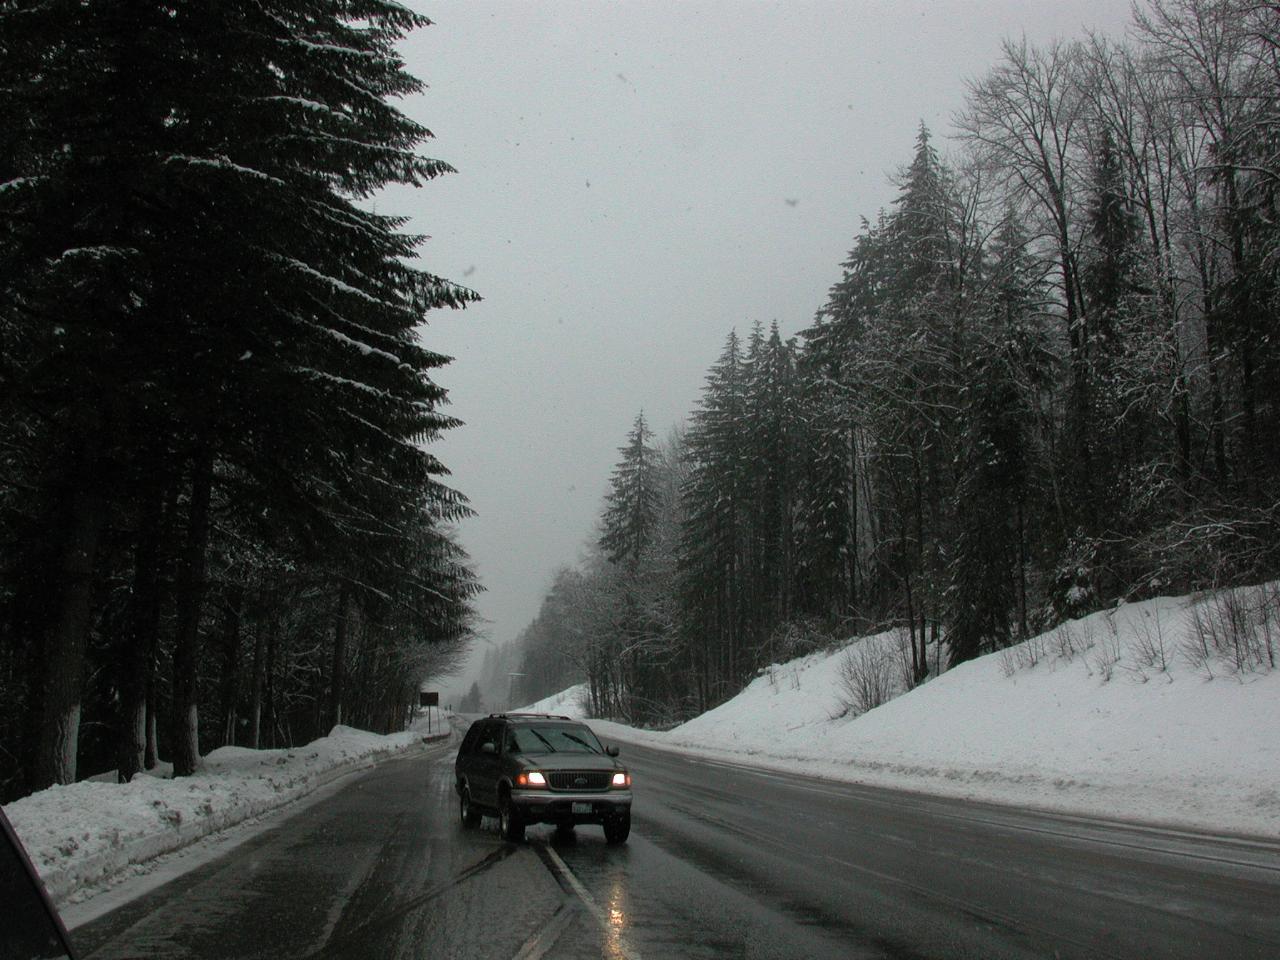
[420,691,440,736]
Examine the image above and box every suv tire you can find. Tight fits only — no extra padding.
[499,793,525,842]
[603,812,630,845]
[459,788,482,828]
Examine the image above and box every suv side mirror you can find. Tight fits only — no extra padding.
[606,745,620,758]
[0,807,77,959]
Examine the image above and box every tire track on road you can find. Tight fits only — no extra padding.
[303,845,519,958]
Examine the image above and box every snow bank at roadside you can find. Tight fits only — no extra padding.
[4,721,447,905]
[580,592,1280,840]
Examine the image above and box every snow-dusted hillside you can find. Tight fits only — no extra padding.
[575,590,1280,839]
[517,684,590,718]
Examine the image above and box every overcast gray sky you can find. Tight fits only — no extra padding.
[386,0,1134,700]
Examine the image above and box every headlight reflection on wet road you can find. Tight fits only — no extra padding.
[604,876,629,958]
[540,842,642,960]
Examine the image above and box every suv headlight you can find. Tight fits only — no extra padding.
[611,771,630,788]
[515,770,547,788]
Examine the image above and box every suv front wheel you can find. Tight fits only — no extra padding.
[499,793,525,842]
[603,811,630,845]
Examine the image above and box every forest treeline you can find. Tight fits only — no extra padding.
[503,0,1280,723]
[0,3,478,802]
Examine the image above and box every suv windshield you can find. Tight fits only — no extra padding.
[509,724,603,755]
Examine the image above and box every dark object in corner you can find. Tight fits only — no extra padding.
[0,804,77,959]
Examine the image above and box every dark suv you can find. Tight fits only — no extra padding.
[454,713,632,843]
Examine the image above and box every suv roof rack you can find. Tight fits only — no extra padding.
[487,712,574,721]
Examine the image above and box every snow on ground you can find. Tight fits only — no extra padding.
[556,591,1280,840]
[3,719,449,906]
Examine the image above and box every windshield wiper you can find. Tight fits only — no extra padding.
[529,729,557,753]
[561,732,600,753]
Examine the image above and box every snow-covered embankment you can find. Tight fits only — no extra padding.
[3,721,447,905]
[535,591,1280,839]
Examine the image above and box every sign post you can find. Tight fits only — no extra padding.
[420,691,439,735]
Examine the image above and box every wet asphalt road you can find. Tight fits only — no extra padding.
[70,732,1280,960]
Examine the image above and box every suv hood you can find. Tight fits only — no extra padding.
[514,752,621,772]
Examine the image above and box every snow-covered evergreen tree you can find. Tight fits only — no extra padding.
[679,331,750,705]
[0,1,476,792]
[601,413,660,570]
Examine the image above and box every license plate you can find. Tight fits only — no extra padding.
[571,802,592,815]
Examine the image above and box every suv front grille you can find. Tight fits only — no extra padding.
[548,771,611,792]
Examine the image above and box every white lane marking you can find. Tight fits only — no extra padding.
[540,843,642,960]
[510,903,576,960]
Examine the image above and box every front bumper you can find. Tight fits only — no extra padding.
[511,789,632,825]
